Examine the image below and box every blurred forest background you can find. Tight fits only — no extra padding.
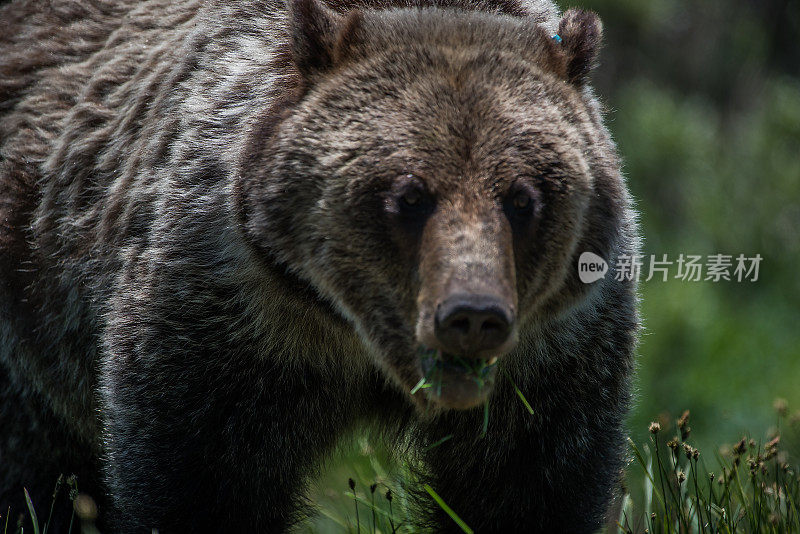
[313,0,800,530]
[581,0,800,452]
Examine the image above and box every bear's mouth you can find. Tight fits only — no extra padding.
[414,347,500,409]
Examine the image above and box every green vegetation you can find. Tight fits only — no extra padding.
[583,0,800,461]
[620,407,800,533]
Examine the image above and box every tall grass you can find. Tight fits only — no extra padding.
[5,402,799,533]
[617,404,800,534]
[323,402,800,533]
[3,476,86,534]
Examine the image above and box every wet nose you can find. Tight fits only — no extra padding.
[434,294,514,357]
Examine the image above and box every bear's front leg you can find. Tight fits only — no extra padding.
[99,341,354,533]
[415,368,629,533]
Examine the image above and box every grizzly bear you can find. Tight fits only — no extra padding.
[0,0,639,531]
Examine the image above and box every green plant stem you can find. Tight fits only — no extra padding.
[654,437,671,521]
[691,457,706,534]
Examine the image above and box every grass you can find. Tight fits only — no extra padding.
[422,485,472,534]
[309,400,800,533]
[5,402,799,533]
[3,475,80,534]
[617,404,800,534]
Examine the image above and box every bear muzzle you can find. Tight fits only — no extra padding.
[414,293,518,410]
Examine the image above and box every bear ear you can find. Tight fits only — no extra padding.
[556,8,603,85]
[288,0,362,78]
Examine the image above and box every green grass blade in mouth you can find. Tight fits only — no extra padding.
[412,355,439,395]
[410,377,427,395]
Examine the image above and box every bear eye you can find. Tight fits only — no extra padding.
[401,187,422,208]
[503,182,538,226]
[512,190,531,211]
[395,175,432,215]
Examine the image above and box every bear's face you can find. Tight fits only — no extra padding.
[240,1,615,410]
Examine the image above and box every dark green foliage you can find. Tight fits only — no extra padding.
[578,0,800,448]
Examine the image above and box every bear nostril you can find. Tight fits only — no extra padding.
[480,317,503,334]
[434,294,514,357]
[450,317,470,334]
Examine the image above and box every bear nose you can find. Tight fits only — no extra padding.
[434,294,514,357]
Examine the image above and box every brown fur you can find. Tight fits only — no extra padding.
[0,0,638,531]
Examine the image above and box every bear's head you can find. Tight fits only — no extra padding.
[238,0,628,411]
